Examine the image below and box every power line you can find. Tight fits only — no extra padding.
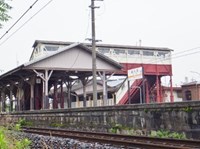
[145,46,200,64]
[0,0,39,41]
[172,46,200,56]
[1,0,199,66]
[171,49,200,60]
[0,0,53,46]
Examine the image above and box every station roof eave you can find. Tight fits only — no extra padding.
[0,64,33,85]
[0,43,123,85]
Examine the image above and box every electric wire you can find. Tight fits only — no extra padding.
[84,0,104,43]
[172,49,200,60]
[166,47,200,61]
[0,0,199,63]
[172,46,200,56]
[145,46,200,64]
[0,0,39,41]
[96,0,106,16]
[0,0,53,46]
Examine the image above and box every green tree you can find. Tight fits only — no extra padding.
[0,0,12,28]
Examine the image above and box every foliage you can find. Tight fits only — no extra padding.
[50,122,64,128]
[17,118,33,127]
[11,118,33,131]
[13,123,21,131]
[18,118,26,126]
[144,108,148,113]
[183,106,193,113]
[150,130,186,139]
[0,125,31,149]
[108,123,186,139]
[0,0,12,28]
[109,123,123,133]
[0,128,8,149]
[15,138,31,149]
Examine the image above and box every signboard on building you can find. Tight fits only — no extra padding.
[128,67,143,81]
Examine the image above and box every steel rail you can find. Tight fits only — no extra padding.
[22,127,200,149]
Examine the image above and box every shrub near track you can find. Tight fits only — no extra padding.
[0,122,31,149]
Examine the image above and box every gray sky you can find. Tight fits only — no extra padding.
[0,0,200,86]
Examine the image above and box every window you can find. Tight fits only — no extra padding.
[113,49,126,55]
[185,90,192,100]
[143,50,154,56]
[35,48,38,54]
[157,51,170,57]
[177,91,182,98]
[45,45,59,51]
[128,50,140,55]
[98,48,110,54]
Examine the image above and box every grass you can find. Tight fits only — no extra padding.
[0,119,32,149]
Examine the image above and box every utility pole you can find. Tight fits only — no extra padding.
[90,0,102,107]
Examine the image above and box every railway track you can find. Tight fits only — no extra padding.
[22,127,200,149]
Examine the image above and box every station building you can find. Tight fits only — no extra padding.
[0,40,174,111]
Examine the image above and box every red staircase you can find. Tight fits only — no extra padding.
[118,79,143,104]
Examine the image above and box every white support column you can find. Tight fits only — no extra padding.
[2,91,6,112]
[30,84,34,110]
[16,82,23,111]
[76,95,80,108]
[44,69,48,109]
[83,84,87,107]
[80,76,89,107]
[44,69,51,109]
[25,77,35,111]
[102,71,107,106]
[0,89,5,112]
[9,86,13,112]
[89,96,92,107]
[113,93,116,105]
[33,69,53,109]
[98,71,115,106]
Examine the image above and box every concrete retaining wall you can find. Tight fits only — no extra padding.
[0,101,200,139]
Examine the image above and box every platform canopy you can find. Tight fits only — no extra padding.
[0,42,122,85]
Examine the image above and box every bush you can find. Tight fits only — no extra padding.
[150,130,186,139]
[0,126,31,149]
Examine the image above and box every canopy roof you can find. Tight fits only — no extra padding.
[0,43,122,85]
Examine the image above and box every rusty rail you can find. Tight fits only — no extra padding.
[22,127,200,149]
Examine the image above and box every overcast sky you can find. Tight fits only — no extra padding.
[0,0,200,86]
